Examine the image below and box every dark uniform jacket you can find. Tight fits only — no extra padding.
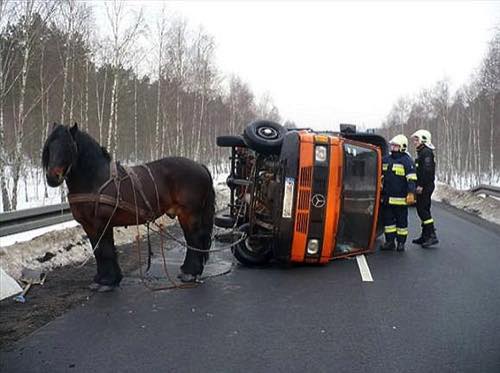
[382,152,417,205]
[415,145,435,189]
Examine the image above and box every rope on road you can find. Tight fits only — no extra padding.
[133,219,247,291]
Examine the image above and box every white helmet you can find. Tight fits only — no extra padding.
[389,134,408,152]
[411,129,435,149]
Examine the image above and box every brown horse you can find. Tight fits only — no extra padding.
[42,123,215,291]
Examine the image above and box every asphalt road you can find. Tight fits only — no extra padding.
[1,203,500,373]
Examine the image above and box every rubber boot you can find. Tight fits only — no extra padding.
[412,231,425,244]
[421,227,439,248]
[381,240,396,251]
[396,242,405,252]
[412,225,426,244]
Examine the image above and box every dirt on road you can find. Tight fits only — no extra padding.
[0,238,151,350]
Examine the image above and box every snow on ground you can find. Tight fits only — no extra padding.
[0,221,80,247]
[0,174,230,281]
[443,172,500,191]
[433,182,500,226]
[0,166,66,213]
[0,219,176,281]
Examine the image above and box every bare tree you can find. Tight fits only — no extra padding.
[256,91,281,123]
[59,0,76,124]
[154,7,168,159]
[479,30,500,183]
[380,29,500,189]
[10,0,56,210]
[167,17,188,157]
[0,1,283,211]
[103,0,144,158]
[190,27,217,160]
[0,0,19,211]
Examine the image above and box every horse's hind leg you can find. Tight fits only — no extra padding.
[178,213,211,282]
[90,228,123,290]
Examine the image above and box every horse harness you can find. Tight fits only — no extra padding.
[68,162,161,223]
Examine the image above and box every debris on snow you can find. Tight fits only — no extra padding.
[0,267,23,300]
[0,220,176,281]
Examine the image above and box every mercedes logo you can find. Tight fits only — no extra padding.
[311,194,326,208]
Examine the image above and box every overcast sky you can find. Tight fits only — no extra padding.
[124,1,499,130]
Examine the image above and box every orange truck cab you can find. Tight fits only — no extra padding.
[215,121,388,266]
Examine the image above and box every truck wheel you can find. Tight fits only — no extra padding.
[214,214,237,228]
[216,135,246,147]
[243,120,285,155]
[232,224,272,266]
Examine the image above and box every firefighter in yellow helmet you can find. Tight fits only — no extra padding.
[381,134,417,251]
[411,129,438,247]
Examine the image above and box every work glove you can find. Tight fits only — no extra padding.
[406,192,416,205]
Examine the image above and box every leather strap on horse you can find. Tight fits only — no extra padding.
[67,161,157,223]
[68,193,151,220]
[122,165,155,217]
[140,164,161,214]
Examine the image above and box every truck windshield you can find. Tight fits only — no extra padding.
[335,142,378,255]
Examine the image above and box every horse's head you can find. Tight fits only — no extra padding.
[42,123,79,187]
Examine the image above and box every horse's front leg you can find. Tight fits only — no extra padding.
[89,228,123,292]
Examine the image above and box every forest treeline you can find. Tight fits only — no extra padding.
[1,1,498,212]
[0,0,281,211]
[378,29,500,189]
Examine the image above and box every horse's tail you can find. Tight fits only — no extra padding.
[201,164,215,260]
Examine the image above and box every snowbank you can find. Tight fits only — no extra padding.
[433,182,500,226]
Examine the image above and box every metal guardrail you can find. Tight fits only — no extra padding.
[0,203,73,237]
[469,184,500,198]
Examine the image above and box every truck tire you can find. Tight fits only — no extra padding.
[243,120,285,155]
[214,214,237,228]
[232,224,272,266]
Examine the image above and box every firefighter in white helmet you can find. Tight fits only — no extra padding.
[381,134,417,251]
[411,129,438,247]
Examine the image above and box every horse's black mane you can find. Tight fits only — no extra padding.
[42,124,111,171]
[73,127,112,162]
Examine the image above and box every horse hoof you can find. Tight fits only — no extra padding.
[97,285,116,293]
[177,272,195,282]
[177,273,196,283]
[177,273,204,284]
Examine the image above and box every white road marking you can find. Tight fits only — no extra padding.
[356,254,373,282]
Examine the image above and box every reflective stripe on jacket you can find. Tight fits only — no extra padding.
[382,152,416,205]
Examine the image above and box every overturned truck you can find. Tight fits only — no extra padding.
[216,121,388,266]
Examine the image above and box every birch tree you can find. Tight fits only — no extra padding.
[190,27,217,160]
[227,75,255,135]
[59,0,76,124]
[103,0,144,158]
[256,92,280,123]
[0,0,19,211]
[479,30,500,183]
[167,17,188,156]
[154,7,168,159]
[10,0,55,210]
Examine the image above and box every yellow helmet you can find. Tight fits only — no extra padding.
[411,129,435,149]
[389,134,408,152]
